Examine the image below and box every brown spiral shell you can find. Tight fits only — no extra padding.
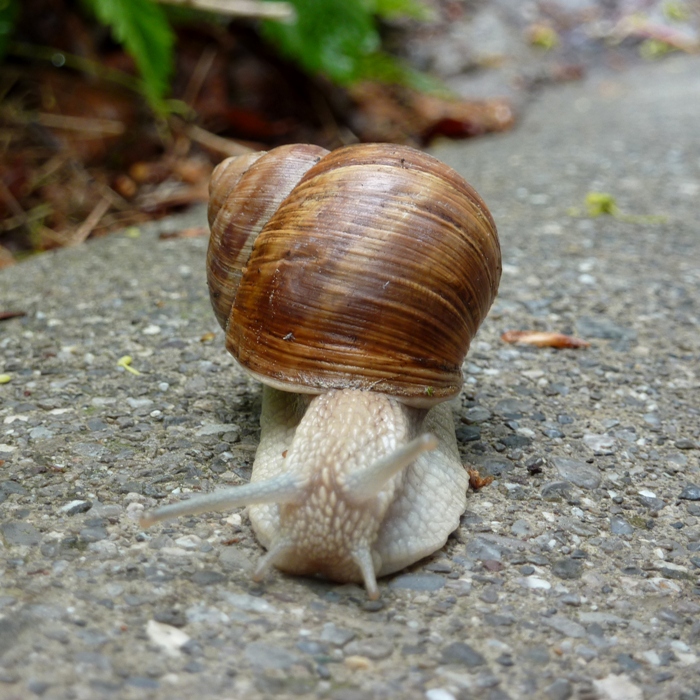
[207,143,501,405]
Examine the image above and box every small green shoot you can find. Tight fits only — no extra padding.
[568,191,668,225]
[117,355,141,375]
[586,192,619,217]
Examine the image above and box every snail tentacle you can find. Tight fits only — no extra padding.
[140,473,305,528]
[352,546,380,601]
[344,432,438,504]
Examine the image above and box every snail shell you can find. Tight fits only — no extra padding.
[206,142,500,405]
[142,143,501,599]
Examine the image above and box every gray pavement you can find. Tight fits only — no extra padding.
[1,55,699,700]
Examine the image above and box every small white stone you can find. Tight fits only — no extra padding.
[146,620,190,656]
[583,434,616,454]
[0,444,17,453]
[60,500,90,514]
[641,650,660,666]
[675,652,698,666]
[159,547,190,557]
[593,673,642,700]
[126,397,153,409]
[143,324,161,335]
[3,415,28,424]
[426,689,456,700]
[224,514,242,527]
[174,535,202,550]
[220,592,278,615]
[647,577,682,594]
[518,576,551,590]
[91,397,117,406]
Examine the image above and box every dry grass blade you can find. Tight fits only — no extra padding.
[157,0,295,21]
[0,203,52,232]
[186,124,254,157]
[69,197,111,246]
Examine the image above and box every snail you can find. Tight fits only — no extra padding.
[141,143,501,599]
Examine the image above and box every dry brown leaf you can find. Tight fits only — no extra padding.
[0,245,17,269]
[468,468,494,491]
[347,82,515,144]
[501,330,590,349]
[0,310,26,321]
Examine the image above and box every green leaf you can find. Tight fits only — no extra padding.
[81,0,174,110]
[0,0,19,60]
[262,0,437,87]
[356,51,448,93]
[262,0,381,84]
[370,0,433,21]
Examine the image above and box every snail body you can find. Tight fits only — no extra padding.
[142,143,501,599]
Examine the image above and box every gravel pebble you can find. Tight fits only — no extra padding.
[544,678,573,700]
[0,521,41,546]
[440,642,486,668]
[680,486,700,501]
[542,615,586,638]
[60,499,92,515]
[551,457,602,490]
[389,573,446,591]
[551,558,583,580]
[319,623,356,647]
[610,516,635,536]
[344,639,394,660]
[244,643,303,670]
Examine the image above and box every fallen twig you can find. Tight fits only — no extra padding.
[13,112,126,136]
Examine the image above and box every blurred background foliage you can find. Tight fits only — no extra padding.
[3,0,693,263]
[0,0,516,262]
[1,0,436,112]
